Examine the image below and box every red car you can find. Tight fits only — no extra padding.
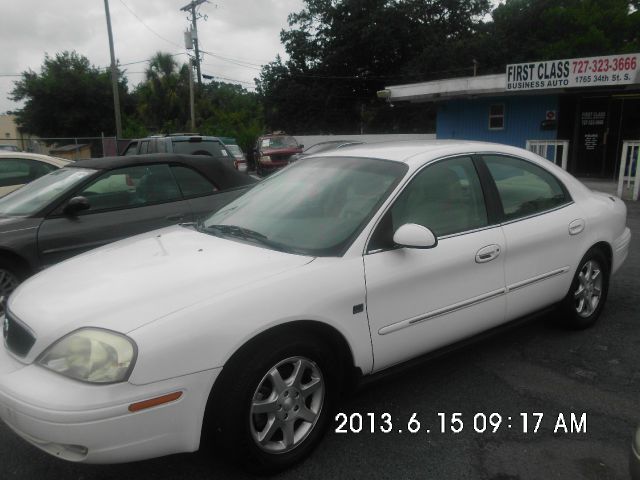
[253,134,303,176]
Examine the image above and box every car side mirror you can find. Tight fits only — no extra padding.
[63,196,90,215]
[299,144,304,149]
[393,223,437,249]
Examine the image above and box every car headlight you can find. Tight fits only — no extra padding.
[259,155,272,164]
[38,328,136,384]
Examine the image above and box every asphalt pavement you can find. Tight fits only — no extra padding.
[1,202,639,480]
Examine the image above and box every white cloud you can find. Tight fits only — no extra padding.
[1,0,304,114]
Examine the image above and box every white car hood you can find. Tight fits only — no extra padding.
[9,225,313,359]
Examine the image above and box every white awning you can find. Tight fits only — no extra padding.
[380,74,507,102]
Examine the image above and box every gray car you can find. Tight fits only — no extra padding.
[0,153,256,308]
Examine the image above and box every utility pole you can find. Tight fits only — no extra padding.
[103,0,123,139]
[189,58,196,131]
[180,0,207,85]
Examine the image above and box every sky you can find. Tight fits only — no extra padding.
[0,0,305,114]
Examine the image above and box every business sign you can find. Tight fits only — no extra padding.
[506,53,640,91]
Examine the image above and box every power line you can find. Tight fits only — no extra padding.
[200,50,267,67]
[118,0,185,50]
[201,50,263,70]
[119,53,186,68]
[201,71,255,87]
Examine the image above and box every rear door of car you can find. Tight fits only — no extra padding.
[363,155,507,371]
[477,154,585,320]
[37,163,194,266]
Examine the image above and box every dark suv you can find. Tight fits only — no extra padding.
[252,134,303,176]
[123,134,235,168]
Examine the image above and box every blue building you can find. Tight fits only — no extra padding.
[381,55,640,179]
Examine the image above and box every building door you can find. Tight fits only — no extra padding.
[575,97,610,177]
[608,96,640,179]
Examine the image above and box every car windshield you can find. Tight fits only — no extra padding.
[0,167,95,216]
[261,136,298,149]
[200,157,407,256]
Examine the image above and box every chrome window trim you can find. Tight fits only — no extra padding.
[499,201,575,227]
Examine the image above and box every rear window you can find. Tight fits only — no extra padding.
[172,140,228,157]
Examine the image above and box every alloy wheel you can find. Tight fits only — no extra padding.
[249,356,325,454]
[574,259,603,318]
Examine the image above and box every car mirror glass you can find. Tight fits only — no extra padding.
[393,223,437,249]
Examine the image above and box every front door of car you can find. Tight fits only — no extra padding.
[363,156,507,372]
[37,164,194,267]
[479,154,585,320]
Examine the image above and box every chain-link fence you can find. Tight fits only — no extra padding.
[2,136,129,158]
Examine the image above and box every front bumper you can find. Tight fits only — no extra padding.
[0,344,219,463]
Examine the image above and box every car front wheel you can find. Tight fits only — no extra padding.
[205,332,339,473]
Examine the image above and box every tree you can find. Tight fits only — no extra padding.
[134,52,191,132]
[257,0,491,134]
[10,51,128,137]
[473,0,640,74]
[129,52,264,148]
[197,81,264,152]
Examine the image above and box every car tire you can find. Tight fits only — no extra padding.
[0,256,27,315]
[205,331,339,474]
[558,248,610,329]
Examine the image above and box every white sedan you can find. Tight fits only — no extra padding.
[0,151,71,197]
[0,141,630,473]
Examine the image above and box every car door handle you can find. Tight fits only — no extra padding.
[568,218,585,236]
[165,214,186,222]
[476,244,501,263]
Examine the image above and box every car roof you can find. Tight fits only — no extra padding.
[70,153,257,189]
[313,140,532,164]
[133,134,223,141]
[0,151,72,167]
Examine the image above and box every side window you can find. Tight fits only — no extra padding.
[139,141,150,154]
[78,164,181,212]
[170,165,218,197]
[482,155,569,221]
[370,156,488,251]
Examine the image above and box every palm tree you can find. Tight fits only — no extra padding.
[137,52,189,132]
